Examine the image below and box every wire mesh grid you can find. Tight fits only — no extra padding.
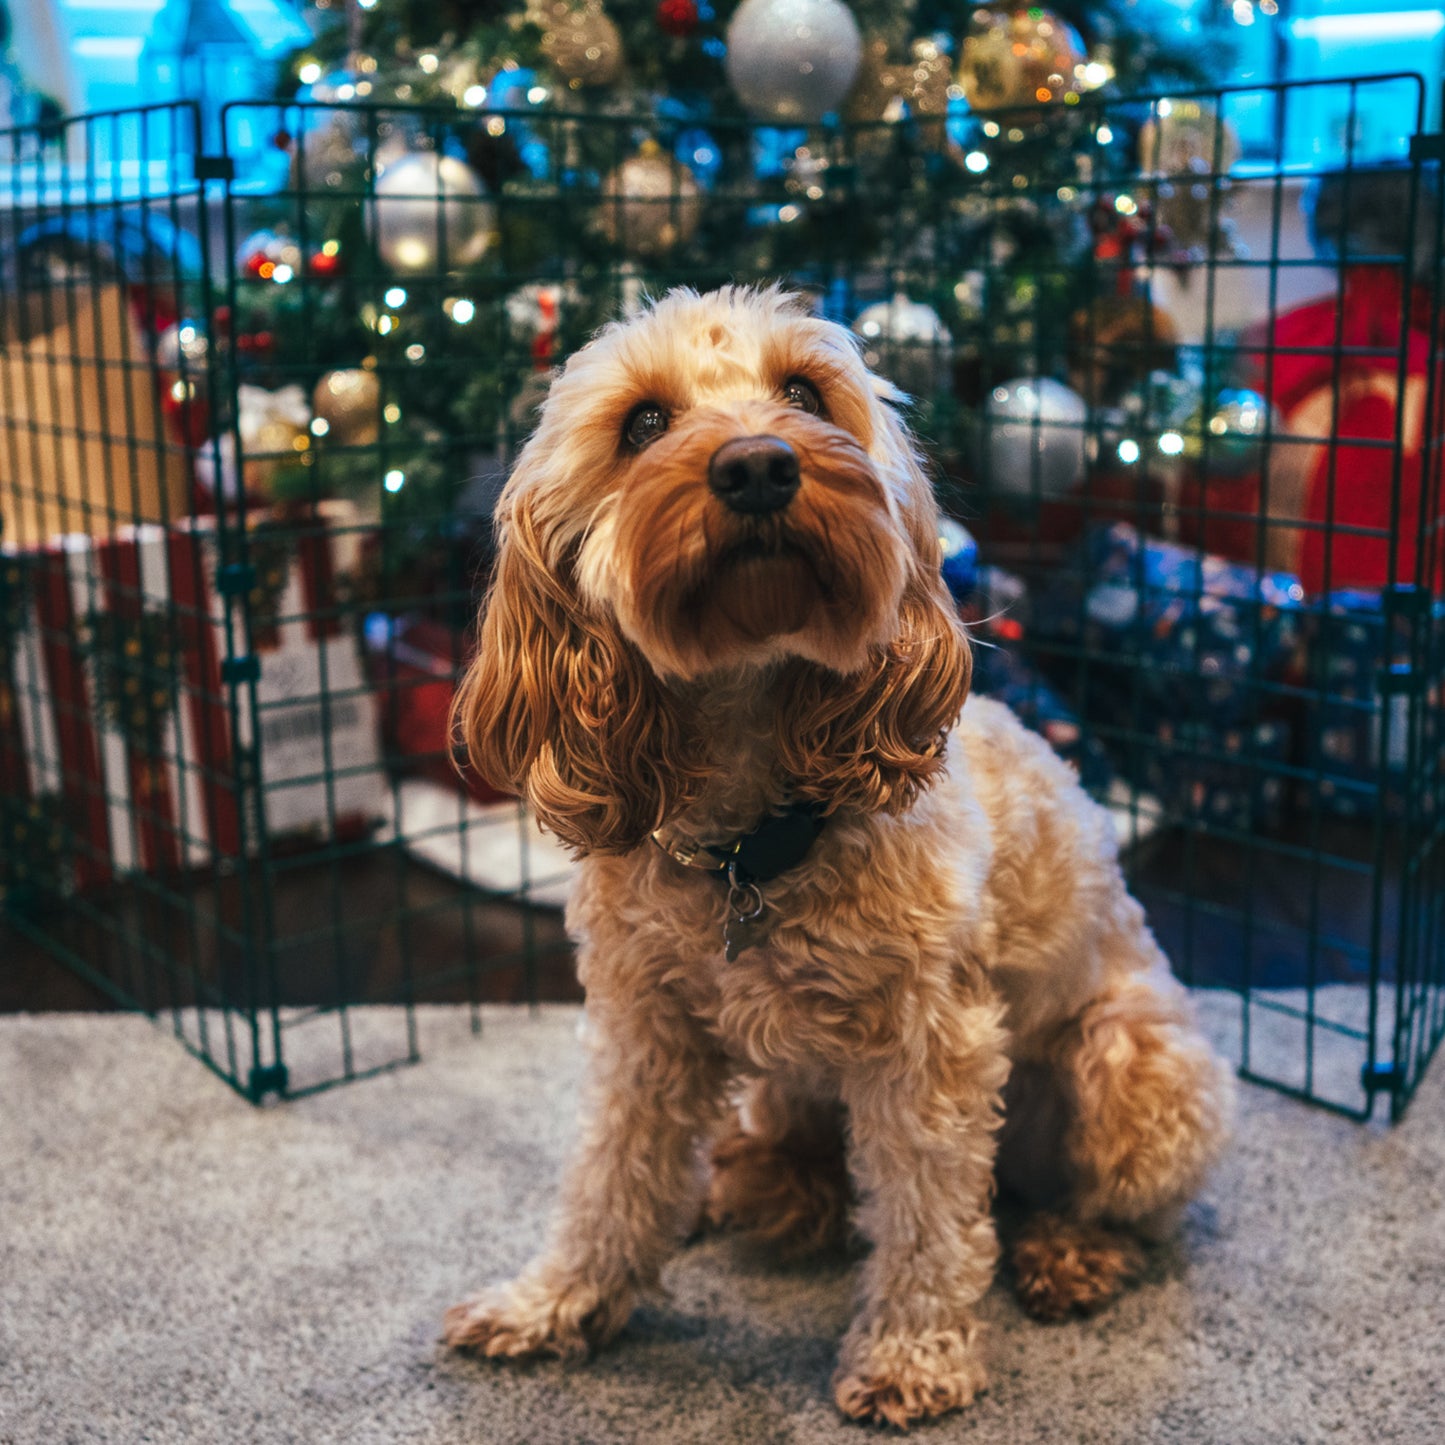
[0,77,1440,1115]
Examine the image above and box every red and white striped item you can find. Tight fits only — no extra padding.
[0,503,383,889]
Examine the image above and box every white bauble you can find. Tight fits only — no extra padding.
[725,0,862,124]
[853,293,953,399]
[983,377,1088,497]
[372,152,494,275]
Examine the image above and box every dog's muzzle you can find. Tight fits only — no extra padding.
[708,435,800,516]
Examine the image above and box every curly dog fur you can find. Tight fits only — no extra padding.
[444,286,1233,1427]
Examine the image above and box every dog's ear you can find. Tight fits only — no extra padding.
[453,492,709,855]
[773,432,971,816]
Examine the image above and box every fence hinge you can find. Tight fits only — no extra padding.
[194,154,235,182]
[247,1062,289,1101]
[221,655,260,685]
[217,562,257,598]
[1361,1061,1404,1095]
[1409,132,1444,163]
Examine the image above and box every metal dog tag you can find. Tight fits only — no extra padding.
[723,873,766,962]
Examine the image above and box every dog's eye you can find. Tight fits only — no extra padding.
[624,402,669,449]
[782,376,822,415]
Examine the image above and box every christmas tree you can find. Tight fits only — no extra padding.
[201,0,1246,615]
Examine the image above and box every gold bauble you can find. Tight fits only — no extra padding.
[313,368,382,449]
[846,37,951,147]
[537,1,624,89]
[957,5,1086,117]
[598,145,702,258]
[1138,100,1241,251]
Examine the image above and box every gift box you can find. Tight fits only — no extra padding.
[363,612,510,806]
[0,284,189,547]
[948,546,1114,797]
[1305,587,1444,820]
[0,502,383,891]
[1038,522,1307,731]
[970,641,1115,796]
[1139,717,1291,831]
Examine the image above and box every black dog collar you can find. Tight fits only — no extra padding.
[651,801,825,887]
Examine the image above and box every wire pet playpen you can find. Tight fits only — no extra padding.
[0,75,1440,1117]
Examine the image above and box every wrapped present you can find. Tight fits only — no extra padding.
[0,284,188,547]
[948,543,1114,796]
[1306,587,1443,820]
[1139,717,1291,831]
[0,502,383,890]
[1038,522,1306,730]
[363,613,510,807]
[971,641,1114,796]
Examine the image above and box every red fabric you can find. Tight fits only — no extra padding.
[365,616,510,806]
[1243,265,1438,594]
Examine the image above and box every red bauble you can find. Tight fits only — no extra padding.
[309,250,343,279]
[656,0,699,38]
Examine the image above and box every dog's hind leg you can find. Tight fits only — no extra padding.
[1063,955,1233,1229]
[1009,931,1232,1320]
[705,1075,851,1255]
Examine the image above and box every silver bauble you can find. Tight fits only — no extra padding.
[371,152,494,275]
[1182,387,1276,476]
[853,293,953,400]
[726,0,862,124]
[598,146,702,258]
[957,5,1086,116]
[982,377,1088,498]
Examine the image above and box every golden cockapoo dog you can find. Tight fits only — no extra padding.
[445,286,1233,1427]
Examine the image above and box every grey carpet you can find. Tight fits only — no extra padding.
[1,1000,1442,1445]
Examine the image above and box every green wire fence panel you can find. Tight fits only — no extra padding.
[0,78,1441,1117]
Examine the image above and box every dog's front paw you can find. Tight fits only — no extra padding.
[443,1270,634,1361]
[833,1325,987,1428]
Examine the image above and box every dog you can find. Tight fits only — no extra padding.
[444,286,1233,1427]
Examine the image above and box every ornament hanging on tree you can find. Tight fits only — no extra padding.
[957,6,1086,117]
[312,369,382,450]
[372,151,494,275]
[938,516,980,600]
[1181,388,1276,476]
[846,37,951,145]
[535,0,624,90]
[853,293,953,401]
[725,0,862,125]
[656,0,699,38]
[1066,295,1178,408]
[981,377,1088,498]
[237,231,303,282]
[598,142,702,258]
[155,318,208,372]
[292,111,366,194]
[1138,99,1241,253]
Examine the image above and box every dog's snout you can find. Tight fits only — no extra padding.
[708,435,800,516]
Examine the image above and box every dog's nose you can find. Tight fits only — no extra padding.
[708,435,800,515]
